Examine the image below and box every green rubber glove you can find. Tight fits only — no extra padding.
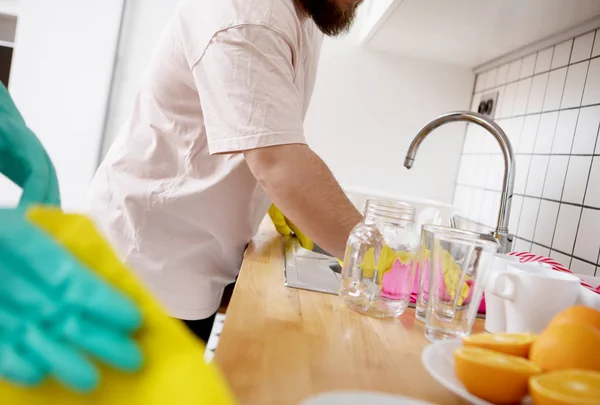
[0,208,143,392]
[0,86,142,393]
[0,83,60,207]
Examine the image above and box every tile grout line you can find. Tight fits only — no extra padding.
[528,49,554,248]
[564,40,595,265]
[476,53,600,94]
[548,40,577,267]
[507,53,538,237]
[456,182,600,210]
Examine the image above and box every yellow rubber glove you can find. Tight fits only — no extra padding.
[268,204,314,251]
[0,206,237,405]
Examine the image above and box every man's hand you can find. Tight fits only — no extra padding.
[244,144,362,259]
[268,204,314,251]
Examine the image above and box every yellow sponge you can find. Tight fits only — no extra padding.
[0,206,237,405]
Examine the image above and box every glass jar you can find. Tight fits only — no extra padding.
[339,199,419,318]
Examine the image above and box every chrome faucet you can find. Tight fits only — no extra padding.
[404,111,516,253]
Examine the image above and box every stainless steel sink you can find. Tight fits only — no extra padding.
[282,236,341,295]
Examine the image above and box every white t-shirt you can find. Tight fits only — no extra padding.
[87,0,323,320]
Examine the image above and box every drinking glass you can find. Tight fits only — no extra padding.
[415,225,480,322]
[425,230,499,342]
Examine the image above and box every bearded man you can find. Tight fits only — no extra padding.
[88,0,365,342]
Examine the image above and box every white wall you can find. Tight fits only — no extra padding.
[305,37,474,203]
[101,0,181,156]
[0,0,18,17]
[1,0,123,210]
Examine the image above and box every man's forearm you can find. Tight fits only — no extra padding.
[244,144,362,259]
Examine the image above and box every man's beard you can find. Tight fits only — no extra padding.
[299,0,361,37]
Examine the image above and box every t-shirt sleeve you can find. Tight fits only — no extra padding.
[192,25,307,155]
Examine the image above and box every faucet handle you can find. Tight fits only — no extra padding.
[491,231,514,254]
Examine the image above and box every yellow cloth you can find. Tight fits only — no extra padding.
[0,207,237,405]
[358,246,415,285]
[268,204,314,251]
[438,247,471,306]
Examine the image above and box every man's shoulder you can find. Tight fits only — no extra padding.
[177,0,303,36]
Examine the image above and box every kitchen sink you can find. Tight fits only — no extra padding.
[282,236,341,295]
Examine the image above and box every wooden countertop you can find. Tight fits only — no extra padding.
[215,220,483,405]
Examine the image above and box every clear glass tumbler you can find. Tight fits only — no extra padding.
[415,225,481,322]
[425,230,499,342]
[339,199,419,318]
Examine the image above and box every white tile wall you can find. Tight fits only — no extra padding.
[561,61,588,108]
[572,105,600,153]
[552,109,579,153]
[527,73,549,113]
[517,197,541,240]
[570,259,596,276]
[553,204,581,254]
[496,63,510,86]
[593,29,600,58]
[454,28,600,276]
[573,208,600,263]
[535,47,554,74]
[508,59,523,82]
[534,112,558,153]
[543,67,568,111]
[543,156,569,200]
[585,157,600,208]
[571,32,595,64]
[526,155,549,197]
[582,57,600,105]
[551,40,573,69]
[531,244,551,257]
[533,200,559,246]
[521,54,537,78]
[562,156,592,204]
[514,78,533,115]
[518,114,540,153]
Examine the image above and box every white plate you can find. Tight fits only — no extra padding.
[301,392,436,405]
[421,340,531,405]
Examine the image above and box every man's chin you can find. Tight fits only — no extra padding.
[302,0,360,37]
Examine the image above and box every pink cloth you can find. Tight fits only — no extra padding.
[381,259,413,300]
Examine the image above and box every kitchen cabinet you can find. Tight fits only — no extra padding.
[359,0,600,68]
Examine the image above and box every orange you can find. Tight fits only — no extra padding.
[548,306,600,331]
[454,346,541,404]
[530,322,600,372]
[463,332,536,358]
[530,370,600,405]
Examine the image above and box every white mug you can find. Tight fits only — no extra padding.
[488,262,580,333]
[484,254,520,333]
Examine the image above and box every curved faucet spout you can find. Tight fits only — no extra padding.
[405,111,516,253]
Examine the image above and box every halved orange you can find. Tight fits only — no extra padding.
[463,332,536,358]
[529,369,600,405]
[454,346,541,404]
